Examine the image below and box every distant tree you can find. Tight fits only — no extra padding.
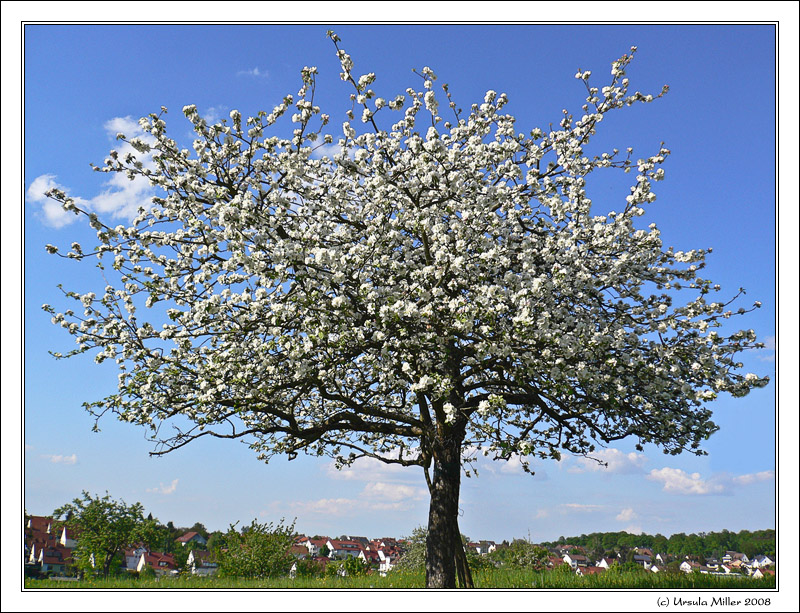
[189,522,210,540]
[172,539,199,570]
[53,491,158,578]
[500,539,548,570]
[742,542,760,559]
[394,525,427,571]
[205,530,224,554]
[319,545,330,558]
[606,560,646,575]
[42,31,768,589]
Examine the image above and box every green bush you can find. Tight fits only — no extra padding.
[325,561,344,577]
[138,565,157,579]
[216,518,296,579]
[293,558,325,578]
[342,556,370,577]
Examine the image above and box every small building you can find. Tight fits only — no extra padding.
[138,551,178,576]
[175,531,207,547]
[563,553,589,568]
[326,539,363,560]
[187,549,218,576]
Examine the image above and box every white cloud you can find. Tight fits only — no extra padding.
[202,106,226,125]
[26,174,88,228]
[733,470,775,486]
[237,67,268,78]
[570,448,647,474]
[753,335,776,362]
[647,467,724,495]
[616,507,637,522]
[270,479,427,520]
[41,453,77,465]
[284,498,359,517]
[463,446,547,480]
[561,503,604,513]
[147,478,179,495]
[647,467,774,495]
[311,142,345,160]
[28,116,157,228]
[361,482,426,502]
[324,450,421,483]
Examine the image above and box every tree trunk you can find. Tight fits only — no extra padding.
[425,429,467,588]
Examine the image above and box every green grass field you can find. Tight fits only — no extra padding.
[25,569,775,590]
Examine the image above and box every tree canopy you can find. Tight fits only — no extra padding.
[42,32,768,588]
[52,491,158,578]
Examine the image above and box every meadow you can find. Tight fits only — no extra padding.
[25,569,775,590]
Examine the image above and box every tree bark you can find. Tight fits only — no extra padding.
[454,517,475,588]
[425,428,467,588]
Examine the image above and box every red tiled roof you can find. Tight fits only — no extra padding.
[142,552,177,569]
[176,531,201,542]
[26,516,52,533]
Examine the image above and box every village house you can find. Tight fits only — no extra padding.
[289,544,309,559]
[175,531,207,548]
[58,526,79,549]
[348,536,370,549]
[632,554,652,569]
[723,551,750,565]
[563,553,589,569]
[137,551,178,576]
[358,549,381,567]
[35,545,72,575]
[121,545,149,572]
[297,536,330,557]
[187,549,218,576]
[325,538,363,560]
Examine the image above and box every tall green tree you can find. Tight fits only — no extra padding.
[53,491,158,578]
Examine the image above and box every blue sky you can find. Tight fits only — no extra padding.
[12,19,793,556]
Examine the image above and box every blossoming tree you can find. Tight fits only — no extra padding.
[43,33,768,588]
